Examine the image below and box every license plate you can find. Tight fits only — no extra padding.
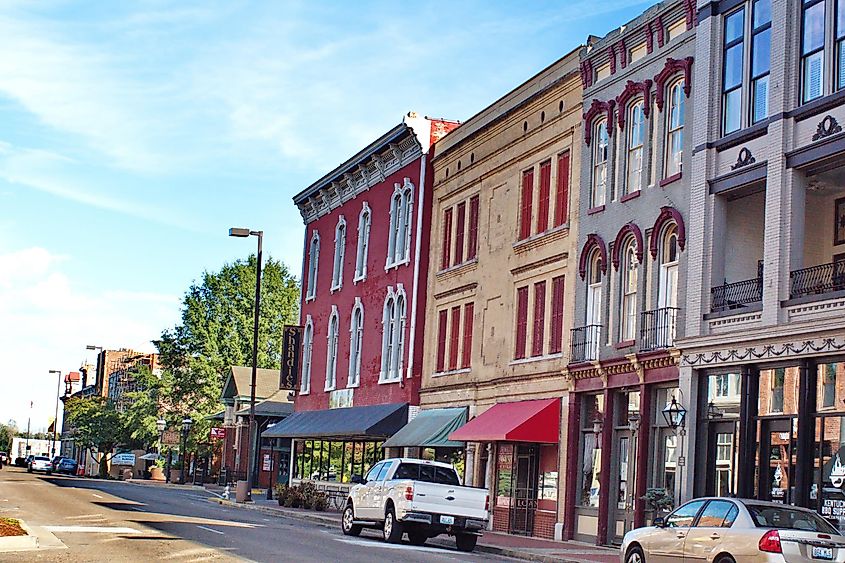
[813,546,834,560]
[439,515,455,525]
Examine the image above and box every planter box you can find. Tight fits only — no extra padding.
[149,467,165,481]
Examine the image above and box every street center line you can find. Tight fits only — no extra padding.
[92,493,104,499]
[196,525,224,535]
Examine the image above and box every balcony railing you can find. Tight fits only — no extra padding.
[640,307,680,352]
[570,324,602,363]
[790,261,845,299]
[711,261,764,313]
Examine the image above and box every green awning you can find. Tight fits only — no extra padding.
[382,407,468,449]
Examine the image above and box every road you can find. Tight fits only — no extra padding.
[0,467,515,562]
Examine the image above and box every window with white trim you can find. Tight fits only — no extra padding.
[348,300,363,387]
[354,203,370,282]
[625,100,646,195]
[325,307,339,391]
[300,317,313,394]
[387,180,414,268]
[331,216,346,291]
[380,287,407,382]
[799,0,845,102]
[306,231,320,300]
[592,119,609,208]
[665,79,685,177]
[619,239,639,342]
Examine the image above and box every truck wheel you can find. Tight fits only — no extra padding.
[383,506,403,544]
[341,505,362,536]
[455,533,478,552]
[407,531,427,546]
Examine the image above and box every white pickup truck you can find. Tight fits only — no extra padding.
[341,458,489,552]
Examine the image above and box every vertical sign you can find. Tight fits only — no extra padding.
[280,325,302,390]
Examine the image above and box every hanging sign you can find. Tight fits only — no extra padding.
[280,325,302,389]
[210,427,226,440]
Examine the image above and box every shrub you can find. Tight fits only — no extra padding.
[312,491,327,512]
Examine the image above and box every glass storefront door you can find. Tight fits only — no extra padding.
[609,390,639,544]
[756,417,798,504]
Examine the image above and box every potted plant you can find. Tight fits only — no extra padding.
[641,487,674,521]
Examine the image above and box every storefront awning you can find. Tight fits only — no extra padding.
[448,398,560,444]
[382,407,468,449]
[261,402,408,441]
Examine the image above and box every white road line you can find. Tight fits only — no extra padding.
[128,506,145,511]
[45,526,141,534]
[92,493,104,499]
[196,525,224,535]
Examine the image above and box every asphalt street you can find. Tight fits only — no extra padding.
[0,467,517,562]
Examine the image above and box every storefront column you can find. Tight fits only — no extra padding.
[737,364,759,498]
[634,383,651,528]
[465,443,475,487]
[795,359,816,508]
[596,389,614,546]
[563,392,581,540]
[486,442,495,531]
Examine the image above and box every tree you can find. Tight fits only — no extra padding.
[155,255,299,447]
[0,424,12,454]
[120,366,173,450]
[64,396,127,478]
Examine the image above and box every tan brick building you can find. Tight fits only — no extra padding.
[419,48,582,540]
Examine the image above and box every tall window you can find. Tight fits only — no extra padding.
[537,160,551,233]
[325,308,339,391]
[519,168,534,240]
[300,317,313,394]
[722,0,771,134]
[665,80,685,177]
[592,120,608,208]
[354,204,370,282]
[381,288,406,382]
[658,225,680,310]
[549,275,565,354]
[455,202,466,265]
[331,217,346,291]
[532,281,546,357]
[306,232,320,299]
[467,195,479,260]
[515,286,529,359]
[441,207,453,270]
[626,101,646,195]
[436,309,448,372]
[449,306,461,370]
[348,301,363,387]
[461,303,474,368]
[586,252,603,360]
[803,0,825,102]
[554,152,570,227]
[387,181,413,267]
[620,240,639,342]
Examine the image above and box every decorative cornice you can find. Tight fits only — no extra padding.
[611,222,645,269]
[433,282,478,301]
[578,233,608,280]
[813,115,843,141]
[580,60,594,89]
[617,39,628,69]
[608,46,617,75]
[731,147,757,170]
[567,352,679,380]
[682,337,845,367]
[684,0,696,30]
[656,16,665,48]
[511,251,567,276]
[583,99,616,146]
[649,206,686,259]
[654,57,694,111]
[616,80,653,130]
[646,21,655,54]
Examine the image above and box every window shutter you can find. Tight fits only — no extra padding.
[441,208,453,270]
[515,286,529,359]
[554,152,570,227]
[455,202,466,265]
[519,169,534,240]
[449,306,461,371]
[436,310,448,372]
[537,160,551,233]
[461,302,474,368]
[532,281,546,357]
[467,195,479,260]
[550,275,565,354]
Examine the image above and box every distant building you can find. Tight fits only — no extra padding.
[11,437,60,460]
[106,353,159,412]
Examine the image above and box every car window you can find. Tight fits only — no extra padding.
[364,462,383,482]
[435,466,460,486]
[375,462,392,481]
[394,463,419,480]
[34,457,49,461]
[666,500,707,528]
[696,501,737,528]
[419,465,436,483]
[746,504,838,534]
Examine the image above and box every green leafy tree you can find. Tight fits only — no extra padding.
[64,396,127,478]
[155,255,299,448]
[0,424,13,454]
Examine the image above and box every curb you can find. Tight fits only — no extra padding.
[0,520,40,552]
[209,498,599,563]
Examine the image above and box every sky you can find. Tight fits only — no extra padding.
[0,0,651,433]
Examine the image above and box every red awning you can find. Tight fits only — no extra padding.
[448,398,560,444]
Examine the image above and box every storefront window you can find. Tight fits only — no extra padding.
[496,444,514,508]
[814,362,845,532]
[759,367,799,415]
[617,436,629,510]
[294,439,383,483]
[818,363,842,410]
[652,386,681,506]
[580,394,604,507]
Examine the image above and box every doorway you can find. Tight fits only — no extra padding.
[756,418,797,504]
[509,444,539,536]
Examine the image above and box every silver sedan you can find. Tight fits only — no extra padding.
[621,497,845,562]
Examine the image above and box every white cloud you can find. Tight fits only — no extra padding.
[0,247,180,431]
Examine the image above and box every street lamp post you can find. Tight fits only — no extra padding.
[229,227,263,501]
[156,418,166,454]
[49,370,63,458]
[180,417,193,485]
[662,395,687,505]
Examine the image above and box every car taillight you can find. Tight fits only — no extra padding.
[404,486,414,501]
[485,494,489,512]
[759,529,782,553]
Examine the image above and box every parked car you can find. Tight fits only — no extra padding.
[621,497,845,563]
[55,458,78,475]
[28,456,52,474]
[342,458,488,552]
[0,452,8,464]
[14,456,27,467]
[50,456,64,472]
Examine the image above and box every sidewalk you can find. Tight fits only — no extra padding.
[210,495,618,563]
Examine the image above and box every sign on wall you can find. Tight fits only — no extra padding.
[112,453,136,466]
[280,325,302,390]
[210,427,226,440]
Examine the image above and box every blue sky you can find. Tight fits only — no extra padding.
[0,0,651,431]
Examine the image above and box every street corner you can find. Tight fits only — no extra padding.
[0,518,64,554]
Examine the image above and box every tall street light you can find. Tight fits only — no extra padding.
[229,227,263,502]
[49,370,63,458]
[180,417,193,484]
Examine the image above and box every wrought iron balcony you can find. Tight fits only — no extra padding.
[790,261,845,299]
[640,307,680,352]
[711,261,763,313]
[570,324,602,363]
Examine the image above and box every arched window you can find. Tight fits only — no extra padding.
[331,217,346,291]
[586,251,603,327]
[380,287,407,382]
[658,224,679,310]
[626,100,646,195]
[620,239,639,342]
[592,120,608,208]
[348,300,364,387]
[387,180,415,267]
[665,80,684,177]
[300,316,313,394]
[354,203,371,281]
[306,231,320,299]
[325,308,339,391]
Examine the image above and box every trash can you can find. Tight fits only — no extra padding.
[235,480,249,503]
